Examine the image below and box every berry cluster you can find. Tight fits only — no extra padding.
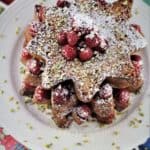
[57,28,108,62]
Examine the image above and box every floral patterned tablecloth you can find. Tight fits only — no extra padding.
[0,0,149,150]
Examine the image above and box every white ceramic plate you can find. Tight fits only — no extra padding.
[0,0,150,150]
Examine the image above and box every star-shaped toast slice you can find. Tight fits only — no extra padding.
[26,0,147,103]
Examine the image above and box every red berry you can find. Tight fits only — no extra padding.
[79,48,93,62]
[67,31,79,46]
[22,82,35,91]
[99,84,113,99]
[0,128,3,134]
[34,86,47,102]
[56,0,70,8]
[115,89,130,111]
[85,34,100,48]
[27,59,42,75]
[131,55,142,74]
[131,24,143,36]
[98,0,107,5]
[1,0,14,5]
[62,45,77,60]
[35,5,45,22]
[29,21,40,37]
[57,31,67,45]
[21,49,32,64]
[76,105,91,120]
[131,55,141,62]
[53,85,69,105]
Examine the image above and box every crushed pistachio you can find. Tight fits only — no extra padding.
[63,148,68,150]
[24,97,32,104]
[146,125,150,128]
[26,123,34,130]
[113,131,119,136]
[0,33,5,39]
[76,142,82,146]
[9,96,14,101]
[134,8,139,15]
[37,137,43,140]
[129,118,142,128]
[16,106,20,110]
[99,124,106,128]
[45,143,53,149]
[3,80,7,83]
[112,142,116,146]
[0,6,4,14]
[20,66,26,74]
[10,108,16,113]
[116,146,120,150]
[139,112,144,117]
[0,89,4,95]
[112,142,120,150]
[83,139,89,143]
[54,136,59,139]
[138,107,144,117]
[24,140,28,143]
[16,101,19,105]
[16,27,21,35]
[2,55,6,59]
[37,103,49,112]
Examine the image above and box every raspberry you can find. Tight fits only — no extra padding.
[27,59,42,75]
[131,55,142,74]
[57,31,67,45]
[115,89,130,111]
[99,84,113,99]
[76,105,91,120]
[98,0,107,5]
[35,5,45,22]
[131,24,143,36]
[79,48,93,62]
[33,86,50,103]
[56,0,70,8]
[53,85,70,105]
[85,34,100,48]
[62,45,77,60]
[67,31,79,46]
[29,21,40,37]
[21,49,32,64]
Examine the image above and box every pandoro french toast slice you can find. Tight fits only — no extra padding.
[24,0,146,103]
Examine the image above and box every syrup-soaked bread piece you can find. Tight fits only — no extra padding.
[34,5,46,22]
[92,83,115,124]
[107,76,143,92]
[24,25,33,48]
[106,59,143,92]
[76,0,133,20]
[20,73,41,96]
[97,0,133,20]
[92,96,115,124]
[51,82,77,128]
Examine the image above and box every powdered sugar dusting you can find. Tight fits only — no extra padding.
[104,0,118,4]
[26,0,147,102]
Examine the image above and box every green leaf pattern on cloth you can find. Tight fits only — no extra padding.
[143,0,150,6]
[0,6,4,14]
